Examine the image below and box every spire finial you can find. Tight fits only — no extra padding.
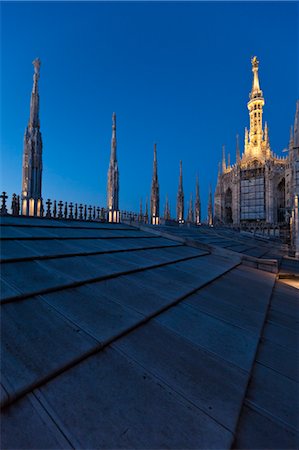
[250,55,262,99]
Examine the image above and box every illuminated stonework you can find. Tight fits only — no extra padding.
[176,160,184,223]
[21,58,43,216]
[150,143,160,225]
[107,112,120,223]
[214,57,298,234]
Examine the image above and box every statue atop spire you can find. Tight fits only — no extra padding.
[150,143,159,225]
[250,56,263,100]
[176,160,184,223]
[107,112,120,222]
[21,58,43,216]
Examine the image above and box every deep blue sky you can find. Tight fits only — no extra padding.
[1,1,298,219]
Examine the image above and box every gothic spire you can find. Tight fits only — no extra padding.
[236,134,240,164]
[164,194,171,220]
[21,58,43,216]
[110,112,117,163]
[208,184,213,226]
[107,112,119,221]
[187,192,193,223]
[195,175,201,225]
[176,160,184,222]
[29,58,41,129]
[150,143,159,224]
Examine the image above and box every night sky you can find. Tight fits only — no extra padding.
[1,1,298,219]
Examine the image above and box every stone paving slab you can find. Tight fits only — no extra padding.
[184,288,265,334]
[2,247,205,302]
[155,302,258,371]
[233,405,299,449]
[1,297,98,406]
[246,363,299,430]
[36,347,233,449]
[184,265,275,315]
[1,260,75,302]
[1,237,181,261]
[256,338,298,382]
[268,308,299,333]
[1,393,71,449]
[263,321,298,351]
[114,320,247,431]
[0,240,42,260]
[40,285,143,344]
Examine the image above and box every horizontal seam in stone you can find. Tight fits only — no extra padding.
[0,251,210,305]
[0,243,183,264]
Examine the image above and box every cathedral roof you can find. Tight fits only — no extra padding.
[1,216,297,449]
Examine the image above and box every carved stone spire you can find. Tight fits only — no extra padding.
[164,194,171,221]
[176,160,184,222]
[187,193,194,223]
[208,184,213,226]
[144,196,149,224]
[107,112,120,222]
[21,58,43,216]
[236,134,240,164]
[150,143,159,224]
[194,175,201,225]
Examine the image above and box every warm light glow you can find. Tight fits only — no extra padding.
[29,198,35,216]
[22,199,27,216]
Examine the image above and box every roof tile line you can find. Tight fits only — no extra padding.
[0,251,210,306]
[1,243,183,264]
[1,235,159,241]
[243,399,299,435]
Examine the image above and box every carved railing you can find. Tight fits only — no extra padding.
[0,192,150,224]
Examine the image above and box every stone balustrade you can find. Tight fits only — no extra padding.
[0,192,150,224]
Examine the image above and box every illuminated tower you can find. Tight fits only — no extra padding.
[176,160,184,222]
[194,175,201,225]
[107,112,120,222]
[21,58,43,216]
[150,143,159,225]
[243,56,271,161]
[208,184,213,226]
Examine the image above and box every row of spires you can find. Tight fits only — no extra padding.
[149,144,203,225]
